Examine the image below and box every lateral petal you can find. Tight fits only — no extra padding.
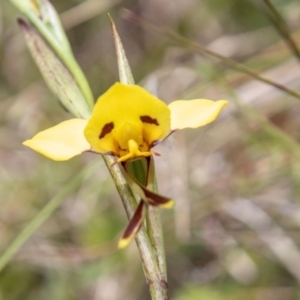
[168,99,228,130]
[23,119,90,161]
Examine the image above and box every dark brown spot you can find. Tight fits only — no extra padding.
[99,122,114,139]
[140,115,159,126]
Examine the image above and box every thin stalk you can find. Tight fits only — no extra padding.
[146,158,167,282]
[0,161,99,273]
[104,156,168,300]
[262,0,300,64]
[124,157,168,284]
[147,207,167,283]
[122,10,300,101]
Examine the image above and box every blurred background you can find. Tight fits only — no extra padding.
[1,0,300,299]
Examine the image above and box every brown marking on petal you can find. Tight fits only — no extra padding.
[140,115,159,126]
[99,122,114,139]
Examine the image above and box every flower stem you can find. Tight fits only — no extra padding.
[146,157,168,281]
[147,207,168,284]
[104,156,169,300]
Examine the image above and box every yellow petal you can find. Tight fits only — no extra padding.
[84,83,171,153]
[23,119,90,161]
[168,99,228,130]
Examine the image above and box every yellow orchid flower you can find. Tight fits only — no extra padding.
[23,81,228,248]
[23,82,228,162]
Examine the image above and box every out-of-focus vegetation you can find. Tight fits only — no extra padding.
[1,0,300,299]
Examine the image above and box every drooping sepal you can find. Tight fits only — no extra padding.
[120,161,174,208]
[118,200,147,249]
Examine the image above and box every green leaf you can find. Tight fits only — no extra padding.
[9,0,94,108]
[18,19,91,119]
[34,0,72,52]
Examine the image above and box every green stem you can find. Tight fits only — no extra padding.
[125,158,168,294]
[0,162,99,273]
[146,158,167,282]
[147,207,167,282]
[103,156,168,300]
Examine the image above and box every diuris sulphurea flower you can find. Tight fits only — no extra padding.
[23,82,228,247]
[24,82,227,162]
